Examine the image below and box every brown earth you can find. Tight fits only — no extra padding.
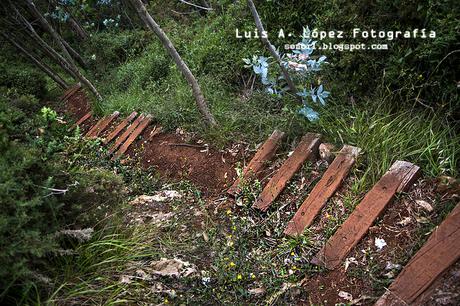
[62,86,239,198]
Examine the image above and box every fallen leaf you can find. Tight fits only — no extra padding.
[397,216,412,226]
[248,287,266,295]
[119,275,132,284]
[415,200,433,212]
[149,258,197,278]
[338,290,353,301]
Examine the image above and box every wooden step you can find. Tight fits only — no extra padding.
[253,133,321,211]
[103,111,138,144]
[87,111,119,138]
[60,83,81,102]
[284,145,361,236]
[112,115,152,160]
[311,161,421,269]
[227,130,285,196]
[374,203,460,306]
[108,114,145,155]
[70,111,92,130]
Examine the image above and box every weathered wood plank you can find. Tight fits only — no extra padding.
[284,145,361,236]
[374,203,460,306]
[70,111,92,130]
[87,111,119,138]
[112,115,152,160]
[60,83,81,102]
[253,133,321,211]
[108,114,145,155]
[227,130,285,196]
[85,116,106,137]
[103,111,138,144]
[311,161,421,269]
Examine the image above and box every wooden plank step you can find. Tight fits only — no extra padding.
[108,114,145,155]
[374,203,460,306]
[70,111,92,130]
[253,133,321,211]
[103,111,138,144]
[60,83,81,102]
[86,115,109,138]
[227,130,285,196]
[87,111,120,138]
[112,114,152,160]
[284,145,361,236]
[311,161,421,270]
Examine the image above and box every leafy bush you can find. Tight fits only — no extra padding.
[83,30,152,75]
[0,62,47,99]
[0,95,125,303]
[257,0,460,119]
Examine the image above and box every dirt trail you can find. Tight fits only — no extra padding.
[62,87,239,197]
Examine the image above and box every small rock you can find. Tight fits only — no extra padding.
[130,190,182,205]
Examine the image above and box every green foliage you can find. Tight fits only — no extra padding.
[257,0,459,118]
[83,30,152,75]
[0,95,126,304]
[0,61,47,99]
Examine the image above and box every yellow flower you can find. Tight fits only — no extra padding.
[226,209,232,215]
[237,274,242,280]
[164,298,169,304]
[229,261,236,267]
[290,251,295,256]
[292,265,297,270]
[250,273,256,279]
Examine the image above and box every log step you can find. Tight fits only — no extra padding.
[227,130,285,196]
[112,115,152,160]
[108,114,145,155]
[311,160,421,269]
[70,111,92,130]
[60,83,81,102]
[86,111,119,138]
[284,145,361,236]
[104,111,138,144]
[253,133,321,211]
[374,203,460,306]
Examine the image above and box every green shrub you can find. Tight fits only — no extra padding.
[0,95,126,303]
[0,62,47,99]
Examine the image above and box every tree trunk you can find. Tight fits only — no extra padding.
[247,0,300,101]
[67,15,88,40]
[23,0,102,100]
[15,7,80,80]
[128,0,217,127]
[2,33,69,89]
[61,38,87,68]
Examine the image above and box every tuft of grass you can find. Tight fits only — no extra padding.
[315,99,459,185]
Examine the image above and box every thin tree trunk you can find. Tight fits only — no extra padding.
[2,33,69,89]
[23,0,102,100]
[128,0,217,127]
[247,0,300,101]
[67,15,88,40]
[14,7,79,80]
[61,38,87,68]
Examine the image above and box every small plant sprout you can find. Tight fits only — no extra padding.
[243,26,330,121]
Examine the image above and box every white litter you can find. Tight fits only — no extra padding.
[338,290,353,301]
[375,238,387,251]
